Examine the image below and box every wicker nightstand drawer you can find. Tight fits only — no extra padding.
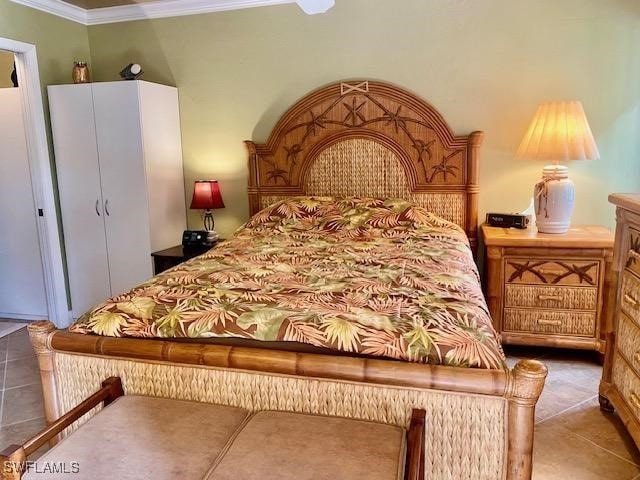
[503,308,596,336]
[617,312,640,372]
[612,352,640,421]
[504,258,600,287]
[504,284,598,311]
[621,270,640,319]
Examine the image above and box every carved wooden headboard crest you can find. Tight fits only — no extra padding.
[245,80,483,250]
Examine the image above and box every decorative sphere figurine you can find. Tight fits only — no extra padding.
[119,63,143,80]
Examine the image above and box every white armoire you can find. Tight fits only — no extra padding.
[48,81,186,319]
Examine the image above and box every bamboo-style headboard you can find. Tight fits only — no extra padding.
[245,80,483,250]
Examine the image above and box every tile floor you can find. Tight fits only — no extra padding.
[0,324,46,454]
[507,346,640,479]
[0,324,638,479]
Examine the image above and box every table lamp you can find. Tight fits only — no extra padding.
[190,180,225,239]
[516,101,599,234]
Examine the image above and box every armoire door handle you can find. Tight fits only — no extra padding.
[105,199,110,216]
[95,199,101,216]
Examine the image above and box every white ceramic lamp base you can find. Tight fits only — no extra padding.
[533,165,575,234]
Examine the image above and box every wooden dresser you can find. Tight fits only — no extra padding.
[600,194,640,446]
[482,224,614,352]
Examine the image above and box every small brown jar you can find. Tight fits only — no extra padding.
[72,62,90,84]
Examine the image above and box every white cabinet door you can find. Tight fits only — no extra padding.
[92,83,152,297]
[48,84,111,318]
[138,82,186,252]
[0,88,48,319]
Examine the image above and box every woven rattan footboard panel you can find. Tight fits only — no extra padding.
[53,353,506,480]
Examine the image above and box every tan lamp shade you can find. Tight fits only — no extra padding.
[516,101,600,163]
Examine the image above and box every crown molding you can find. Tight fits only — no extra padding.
[9,0,328,25]
[87,0,295,24]
[10,0,87,23]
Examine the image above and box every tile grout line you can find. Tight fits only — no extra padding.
[0,330,12,427]
[572,429,640,468]
[3,381,41,392]
[2,415,45,429]
[535,394,598,425]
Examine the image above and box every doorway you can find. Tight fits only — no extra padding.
[0,39,68,327]
[0,48,47,322]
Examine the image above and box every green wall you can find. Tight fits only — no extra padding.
[87,0,640,236]
[3,0,639,237]
[0,0,89,88]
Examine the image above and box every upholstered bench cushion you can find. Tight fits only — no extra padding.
[205,411,406,480]
[24,396,250,480]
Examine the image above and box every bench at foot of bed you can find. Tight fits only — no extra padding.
[1,377,425,480]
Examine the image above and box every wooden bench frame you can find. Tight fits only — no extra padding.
[0,377,124,480]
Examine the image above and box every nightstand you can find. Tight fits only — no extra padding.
[482,224,614,352]
[151,244,218,274]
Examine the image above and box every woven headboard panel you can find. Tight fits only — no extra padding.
[258,138,466,227]
[246,80,483,250]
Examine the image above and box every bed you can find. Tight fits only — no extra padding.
[29,80,546,480]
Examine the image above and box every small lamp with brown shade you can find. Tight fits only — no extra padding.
[190,180,225,240]
[516,101,600,234]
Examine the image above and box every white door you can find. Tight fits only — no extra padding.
[0,87,47,319]
[92,83,152,296]
[48,84,111,318]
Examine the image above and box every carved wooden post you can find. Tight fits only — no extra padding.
[27,321,60,443]
[506,359,548,480]
[245,140,260,215]
[467,131,484,258]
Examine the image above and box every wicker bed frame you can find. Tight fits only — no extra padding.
[29,80,546,480]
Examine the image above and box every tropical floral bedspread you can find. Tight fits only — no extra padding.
[70,197,506,369]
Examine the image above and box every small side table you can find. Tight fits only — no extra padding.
[151,244,217,274]
[482,224,614,353]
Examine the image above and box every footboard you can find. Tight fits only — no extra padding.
[28,321,546,480]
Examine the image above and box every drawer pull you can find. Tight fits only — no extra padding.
[630,393,640,410]
[537,319,562,326]
[537,294,564,302]
[539,268,566,276]
[624,294,639,307]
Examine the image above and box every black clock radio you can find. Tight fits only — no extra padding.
[486,213,530,229]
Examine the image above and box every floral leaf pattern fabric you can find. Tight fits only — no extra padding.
[70,197,506,370]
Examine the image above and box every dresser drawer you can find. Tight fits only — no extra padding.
[612,352,640,421]
[504,258,600,287]
[624,228,640,278]
[617,312,640,372]
[504,284,598,310]
[621,270,640,319]
[503,308,596,336]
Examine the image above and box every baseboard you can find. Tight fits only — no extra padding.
[0,312,46,321]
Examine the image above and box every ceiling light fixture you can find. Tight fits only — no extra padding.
[295,0,335,15]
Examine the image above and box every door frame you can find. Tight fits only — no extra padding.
[0,37,70,327]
